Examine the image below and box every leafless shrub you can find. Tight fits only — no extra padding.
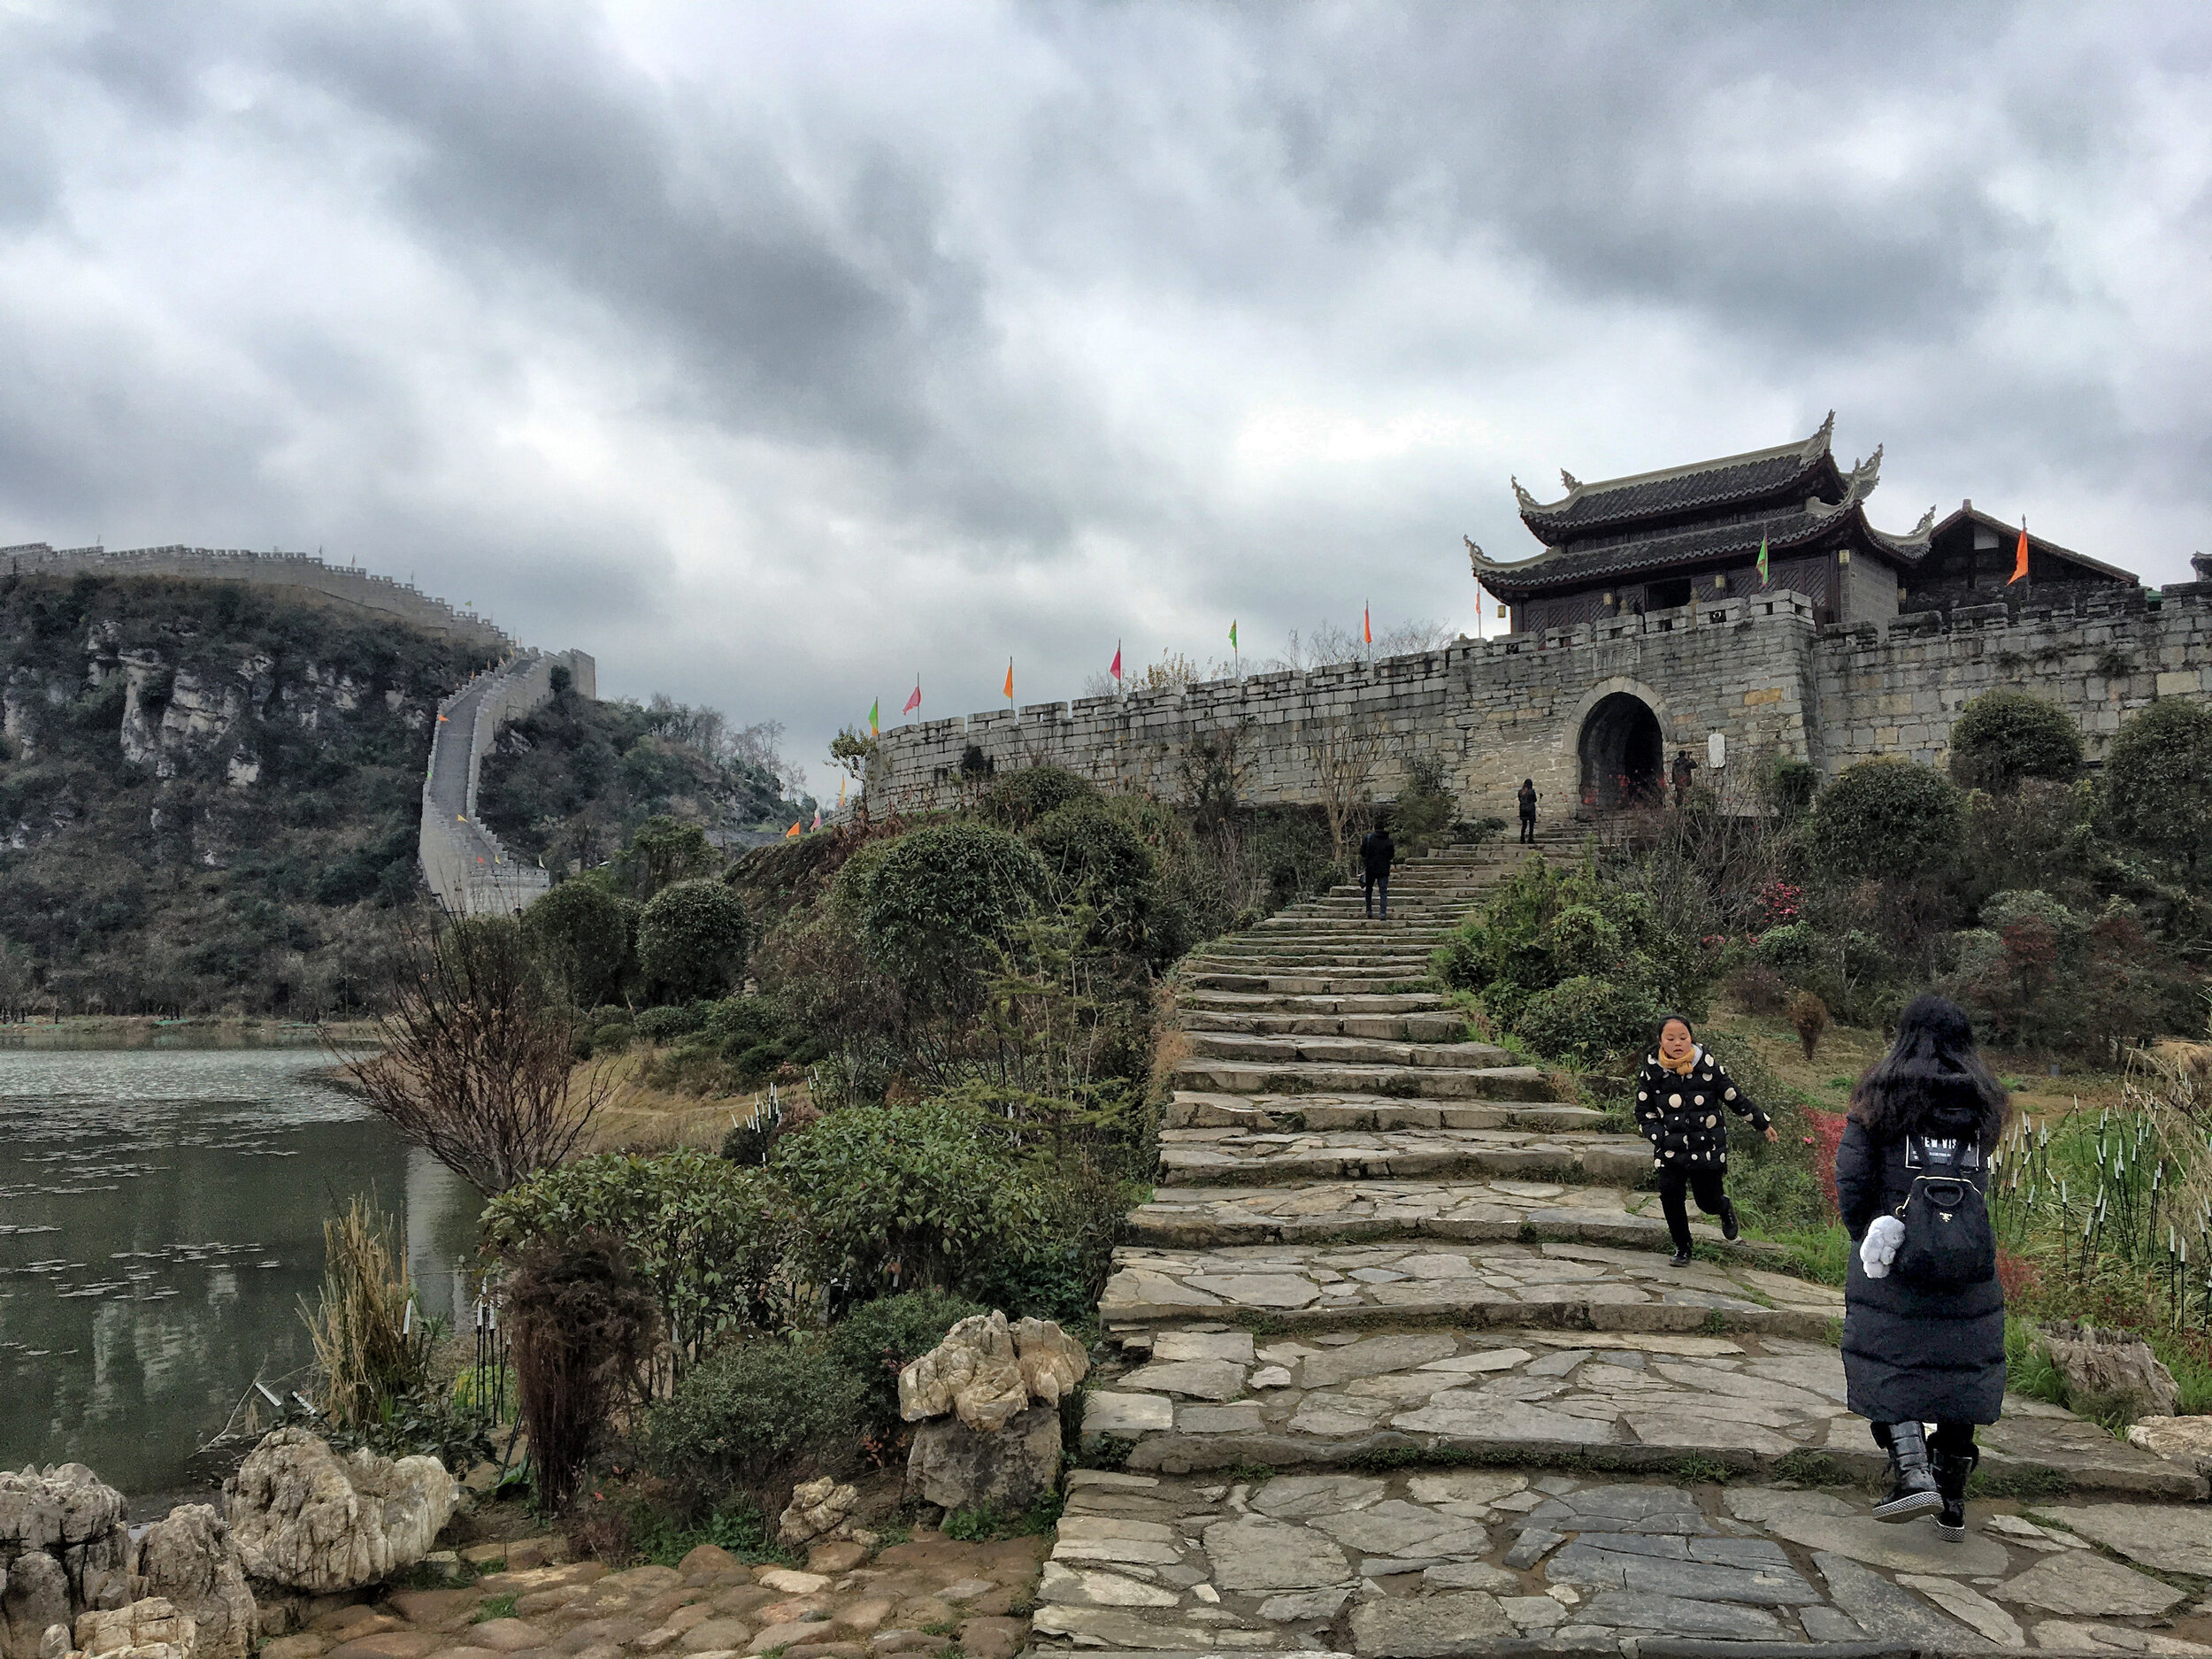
[1307,716,1389,863]
[334,917,608,1194]
[504,1231,660,1515]
[1789,990,1831,1062]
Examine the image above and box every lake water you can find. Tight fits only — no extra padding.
[0,1045,481,1496]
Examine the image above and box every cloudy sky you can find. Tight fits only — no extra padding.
[2,2,2207,785]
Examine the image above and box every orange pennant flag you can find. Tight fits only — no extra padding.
[1363,603,1372,645]
[2009,521,2030,585]
[785,820,802,839]
[1002,659,1014,702]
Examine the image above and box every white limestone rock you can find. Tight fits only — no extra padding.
[774,1478,864,1550]
[1012,1317,1090,1408]
[224,1429,457,1593]
[899,1312,1028,1432]
[70,1597,195,1659]
[0,1463,137,1659]
[130,1508,253,1659]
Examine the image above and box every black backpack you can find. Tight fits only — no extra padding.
[1892,1134,1996,1286]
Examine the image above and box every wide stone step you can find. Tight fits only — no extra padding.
[1158,1126,1653,1187]
[1125,1177,1696,1249]
[1183,947,1442,969]
[1182,1032,1512,1069]
[1182,971,1433,995]
[1068,1324,2201,1495]
[1180,990,1450,1015]
[1180,1008,1468,1041]
[1173,1060,1548,1099]
[1165,1091,1605,1133]
[1096,1238,1842,1338]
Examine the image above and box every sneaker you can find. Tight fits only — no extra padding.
[1669,1247,1693,1267]
[1721,1199,1741,1242]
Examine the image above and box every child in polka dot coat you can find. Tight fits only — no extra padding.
[1634,1013,1776,1265]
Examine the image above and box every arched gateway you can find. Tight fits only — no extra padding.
[1578,690,1663,811]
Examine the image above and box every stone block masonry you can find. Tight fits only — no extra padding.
[872,584,2212,815]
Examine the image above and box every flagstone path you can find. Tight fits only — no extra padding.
[1042,833,2212,1655]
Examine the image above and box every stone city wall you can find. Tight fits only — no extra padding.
[0,542,513,654]
[1811,584,2212,773]
[872,584,2212,817]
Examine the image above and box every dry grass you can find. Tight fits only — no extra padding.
[579,1048,808,1154]
[303,1194,434,1428]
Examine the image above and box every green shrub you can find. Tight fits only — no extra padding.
[1948,690,2084,792]
[861,823,1048,1009]
[635,1002,709,1042]
[772,1097,1051,1305]
[1760,757,1818,820]
[1545,905,1624,978]
[1752,922,1816,972]
[699,995,818,1083]
[1026,801,1156,945]
[1512,976,1663,1069]
[2107,699,2212,869]
[826,834,902,925]
[590,1021,636,1056]
[1432,923,1488,992]
[979,765,1098,830]
[1247,809,1338,908]
[1387,756,1456,855]
[1809,759,1966,883]
[824,1289,985,1441]
[482,1150,787,1366]
[525,880,634,1007]
[637,879,752,1002]
[642,1339,866,1507]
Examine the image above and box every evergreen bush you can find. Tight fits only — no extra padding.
[1809,759,1966,883]
[642,1340,866,1509]
[1512,976,1663,1069]
[1947,690,2084,792]
[1026,800,1155,945]
[1387,756,1457,855]
[637,879,752,1002]
[483,1150,788,1366]
[824,1289,986,1442]
[772,1097,1050,1307]
[860,822,1048,1009]
[2107,699,2212,869]
[979,764,1098,830]
[526,879,634,1007]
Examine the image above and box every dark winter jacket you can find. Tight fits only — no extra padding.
[1359,829,1396,879]
[1632,1047,1768,1170]
[1518,783,1537,820]
[1837,1096,2007,1425]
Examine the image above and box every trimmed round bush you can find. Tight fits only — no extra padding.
[1948,691,2084,792]
[825,1289,986,1441]
[1026,800,1155,940]
[1809,759,1966,883]
[861,822,1048,1002]
[634,1002,707,1042]
[642,1339,866,1506]
[1512,976,1663,1069]
[2107,699,2212,867]
[979,764,1098,829]
[771,1097,1050,1302]
[637,879,752,1002]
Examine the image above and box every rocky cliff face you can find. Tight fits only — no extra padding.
[0,573,491,1014]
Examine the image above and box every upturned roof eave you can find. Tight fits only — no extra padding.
[1512,411,1840,544]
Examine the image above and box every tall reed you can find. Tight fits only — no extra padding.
[302,1195,435,1429]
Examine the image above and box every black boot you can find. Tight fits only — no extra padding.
[1872,1422,1942,1521]
[1720,1197,1741,1241]
[1932,1444,1978,1540]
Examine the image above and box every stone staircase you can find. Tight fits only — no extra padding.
[1034,832,2212,1656]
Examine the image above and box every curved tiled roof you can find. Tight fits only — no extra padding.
[1512,411,1841,545]
[1471,454,1934,599]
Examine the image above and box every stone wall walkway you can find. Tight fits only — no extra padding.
[1050,834,2212,1655]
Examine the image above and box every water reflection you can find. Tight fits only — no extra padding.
[0,1048,480,1494]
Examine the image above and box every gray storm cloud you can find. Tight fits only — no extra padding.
[0,0,2205,781]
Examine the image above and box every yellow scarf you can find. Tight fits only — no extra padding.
[1659,1045,1701,1077]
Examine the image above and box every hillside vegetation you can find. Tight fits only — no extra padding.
[476,688,802,869]
[0,572,492,1015]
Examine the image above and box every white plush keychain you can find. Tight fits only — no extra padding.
[1860,1214,1905,1279]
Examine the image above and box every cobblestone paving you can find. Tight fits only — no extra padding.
[1051,837,2212,1655]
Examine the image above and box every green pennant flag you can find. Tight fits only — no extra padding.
[1755,534,1770,587]
[868,697,879,735]
[1229,619,1238,649]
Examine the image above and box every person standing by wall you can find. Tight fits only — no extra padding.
[1517,778,1538,844]
[1671,747,1698,807]
[1839,995,2008,1533]
[1633,1015,1775,1267]
[1358,823,1395,919]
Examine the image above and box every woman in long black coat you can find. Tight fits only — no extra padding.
[1836,994,2010,1535]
